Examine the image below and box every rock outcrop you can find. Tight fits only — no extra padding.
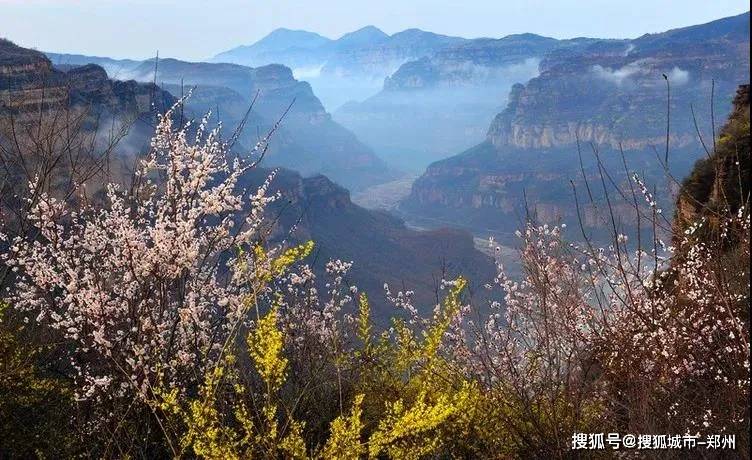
[486,13,749,150]
[403,12,750,242]
[1,39,173,154]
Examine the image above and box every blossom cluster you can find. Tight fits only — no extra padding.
[2,102,280,401]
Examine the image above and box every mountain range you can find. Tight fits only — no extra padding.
[47,52,397,191]
[128,58,398,191]
[2,38,494,320]
[212,26,468,109]
[401,12,750,243]
[334,34,593,172]
[8,11,750,307]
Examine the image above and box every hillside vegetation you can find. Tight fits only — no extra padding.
[0,80,748,457]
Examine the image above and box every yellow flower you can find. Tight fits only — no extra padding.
[321,394,365,459]
[248,305,287,394]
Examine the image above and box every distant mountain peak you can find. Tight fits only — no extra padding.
[391,28,429,38]
[344,25,387,37]
[388,28,466,46]
[253,28,331,49]
[335,26,389,47]
[501,32,555,42]
[264,27,329,40]
[395,27,426,34]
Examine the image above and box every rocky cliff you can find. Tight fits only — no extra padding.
[1,39,173,154]
[486,13,749,150]
[0,39,177,238]
[403,12,750,242]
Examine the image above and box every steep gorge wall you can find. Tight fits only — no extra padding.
[404,13,750,240]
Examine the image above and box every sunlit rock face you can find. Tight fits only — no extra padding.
[403,13,750,241]
[1,39,170,121]
[1,38,174,167]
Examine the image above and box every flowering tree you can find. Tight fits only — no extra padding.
[465,206,749,454]
[2,101,283,404]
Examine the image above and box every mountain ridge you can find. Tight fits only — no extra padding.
[48,54,398,191]
[402,12,750,241]
[1,37,494,321]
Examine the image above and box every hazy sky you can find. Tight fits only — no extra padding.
[1,0,748,61]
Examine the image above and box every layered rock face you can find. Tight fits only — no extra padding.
[403,13,750,242]
[487,15,749,150]
[0,39,177,237]
[1,41,67,111]
[1,39,173,155]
